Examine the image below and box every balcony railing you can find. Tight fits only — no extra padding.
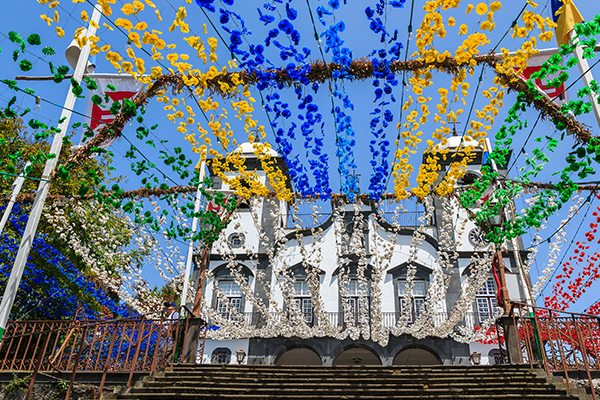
[286,213,331,229]
[378,211,435,227]
[206,311,486,330]
[283,211,434,230]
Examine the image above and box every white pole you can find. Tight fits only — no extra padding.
[0,162,31,235]
[179,160,206,309]
[0,4,102,340]
[570,30,600,129]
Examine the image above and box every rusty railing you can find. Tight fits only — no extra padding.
[510,303,599,400]
[0,306,207,400]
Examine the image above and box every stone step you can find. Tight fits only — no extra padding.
[109,364,588,400]
[147,377,560,386]
[116,393,582,400]
[169,364,538,372]
[147,377,553,387]
[160,370,540,377]
[161,369,543,378]
[162,367,541,375]
[155,372,542,381]
[126,386,570,394]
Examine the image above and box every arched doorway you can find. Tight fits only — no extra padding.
[211,348,232,364]
[488,349,503,365]
[333,345,382,366]
[393,346,441,365]
[276,346,322,365]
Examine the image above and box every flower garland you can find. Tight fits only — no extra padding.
[0,203,134,319]
[198,194,504,344]
[547,194,600,311]
[532,193,584,297]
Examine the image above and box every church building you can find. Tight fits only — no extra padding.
[192,138,529,366]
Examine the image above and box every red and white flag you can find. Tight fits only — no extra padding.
[81,75,144,148]
[207,195,231,217]
[517,54,569,105]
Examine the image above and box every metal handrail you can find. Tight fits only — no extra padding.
[510,302,599,399]
[511,301,600,320]
[0,305,204,400]
[2,312,161,341]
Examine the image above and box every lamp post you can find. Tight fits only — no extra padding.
[487,202,511,317]
[235,349,246,364]
[486,201,521,363]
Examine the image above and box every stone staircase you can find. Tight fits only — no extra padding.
[106,364,592,399]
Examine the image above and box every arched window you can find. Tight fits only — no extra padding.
[227,232,245,248]
[387,262,433,324]
[462,264,501,325]
[216,281,242,321]
[345,279,370,324]
[488,349,503,365]
[287,264,324,326]
[334,264,373,326]
[293,280,313,324]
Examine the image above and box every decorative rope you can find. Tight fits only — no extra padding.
[7,179,600,203]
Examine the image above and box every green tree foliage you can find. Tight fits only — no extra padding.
[0,116,153,319]
[0,116,114,197]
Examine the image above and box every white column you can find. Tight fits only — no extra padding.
[0,162,31,235]
[570,30,600,130]
[180,160,207,309]
[0,4,102,339]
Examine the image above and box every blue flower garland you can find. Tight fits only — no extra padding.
[364,0,406,199]
[0,203,134,320]
[199,0,333,198]
[196,0,408,199]
[318,9,359,199]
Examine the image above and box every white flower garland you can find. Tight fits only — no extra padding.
[201,195,504,345]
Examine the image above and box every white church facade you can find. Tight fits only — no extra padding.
[192,138,529,366]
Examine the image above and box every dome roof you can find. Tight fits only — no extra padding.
[235,142,279,157]
[437,136,482,151]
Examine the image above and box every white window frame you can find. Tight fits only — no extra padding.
[398,279,427,322]
[216,281,243,321]
[292,281,313,324]
[344,279,370,325]
[475,278,498,323]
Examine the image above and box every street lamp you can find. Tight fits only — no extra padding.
[470,352,481,365]
[236,349,246,364]
[486,202,503,227]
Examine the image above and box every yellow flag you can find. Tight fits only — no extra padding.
[553,0,584,47]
